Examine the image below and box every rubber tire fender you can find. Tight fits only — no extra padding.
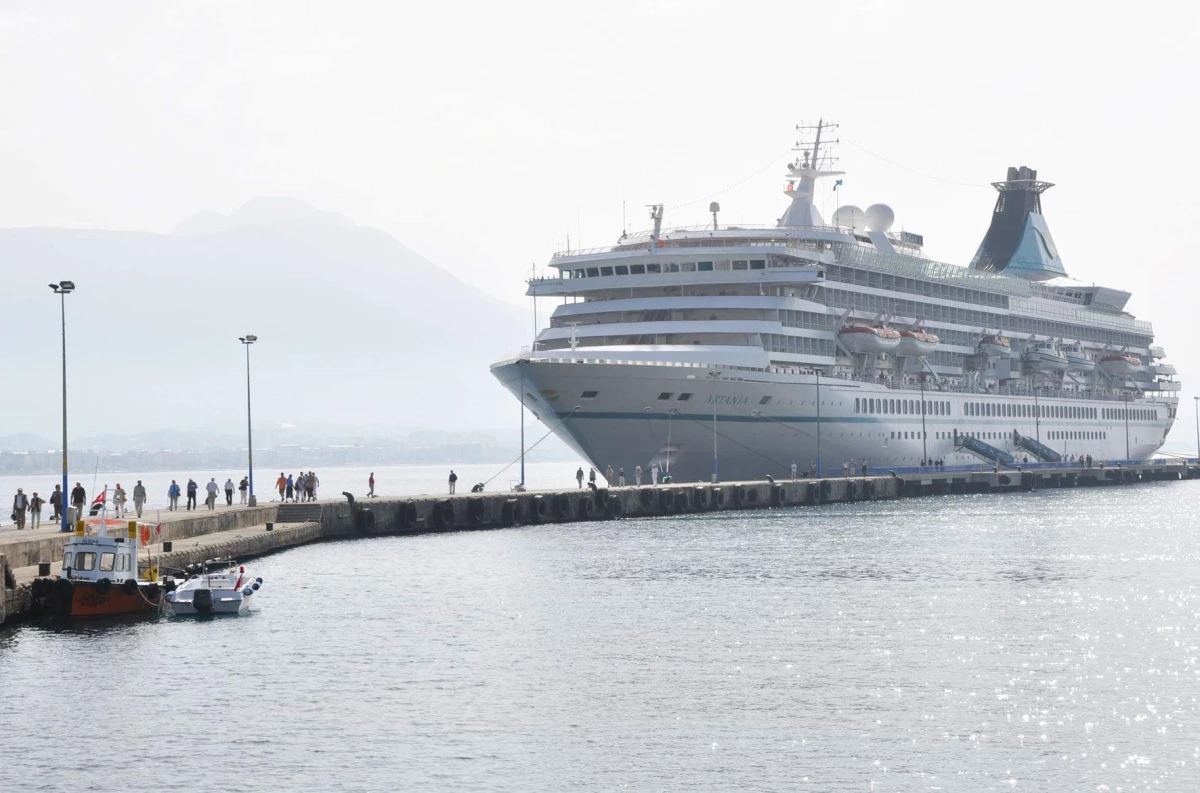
[639,489,656,508]
[95,578,112,595]
[501,498,524,527]
[467,498,486,525]
[433,500,455,530]
[122,578,138,596]
[554,493,573,521]
[578,497,596,520]
[605,494,624,519]
[658,489,675,513]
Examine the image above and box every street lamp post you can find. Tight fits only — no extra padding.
[49,281,75,532]
[1123,392,1131,461]
[239,336,258,506]
[815,369,822,478]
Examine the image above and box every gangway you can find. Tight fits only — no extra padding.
[953,430,1015,466]
[1012,430,1061,462]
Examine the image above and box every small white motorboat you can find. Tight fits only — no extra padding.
[977,332,1011,359]
[166,559,262,617]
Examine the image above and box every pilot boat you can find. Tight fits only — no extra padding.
[166,559,262,617]
[28,514,172,618]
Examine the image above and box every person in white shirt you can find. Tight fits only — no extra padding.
[634,465,642,486]
[790,461,798,480]
[224,478,235,507]
[651,462,660,486]
[205,478,219,510]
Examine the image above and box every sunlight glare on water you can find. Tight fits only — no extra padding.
[2,481,1199,791]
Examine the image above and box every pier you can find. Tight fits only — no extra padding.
[4,459,1199,625]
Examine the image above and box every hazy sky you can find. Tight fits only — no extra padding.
[3,0,1199,445]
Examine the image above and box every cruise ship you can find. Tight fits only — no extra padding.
[491,122,1179,482]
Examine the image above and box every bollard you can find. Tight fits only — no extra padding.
[266,522,274,532]
[38,562,51,577]
[163,541,173,552]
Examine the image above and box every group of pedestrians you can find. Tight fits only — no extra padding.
[274,471,319,502]
[572,462,660,489]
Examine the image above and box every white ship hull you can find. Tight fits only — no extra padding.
[494,358,1170,482]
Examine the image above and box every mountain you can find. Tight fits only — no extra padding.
[0,198,529,439]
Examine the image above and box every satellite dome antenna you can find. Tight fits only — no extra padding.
[709,201,721,230]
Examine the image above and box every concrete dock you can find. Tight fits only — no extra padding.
[4,459,1198,624]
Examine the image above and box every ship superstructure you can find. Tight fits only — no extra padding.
[492,122,1179,481]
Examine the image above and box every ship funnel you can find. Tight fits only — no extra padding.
[969,165,1067,281]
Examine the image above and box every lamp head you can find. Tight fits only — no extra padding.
[240,335,258,344]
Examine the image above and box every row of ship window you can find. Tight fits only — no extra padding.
[567,259,770,278]
[855,398,952,416]
[1048,430,1106,440]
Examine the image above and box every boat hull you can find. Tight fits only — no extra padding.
[1026,352,1070,371]
[492,358,1171,482]
[33,578,163,618]
[838,328,901,354]
[978,342,1011,358]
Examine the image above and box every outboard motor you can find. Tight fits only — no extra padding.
[193,588,214,615]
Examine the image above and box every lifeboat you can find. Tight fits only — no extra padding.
[1025,340,1070,372]
[977,333,1011,358]
[1100,354,1141,377]
[896,329,939,357]
[838,324,902,354]
[1063,342,1095,373]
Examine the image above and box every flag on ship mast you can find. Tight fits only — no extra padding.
[833,179,843,191]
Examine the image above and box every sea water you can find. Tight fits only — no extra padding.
[2,480,1199,791]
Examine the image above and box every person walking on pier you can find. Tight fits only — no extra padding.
[276,473,286,501]
[168,480,181,511]
[368,473,375,498]
[238,476,248,504]
[285,474,295,503]
[842,460,849,477]
[448,470,458,494]
[651,462,660,486]
[71,482,86,517]
[186,478,198,511]
[790,461,798,481]
[224,478,235,507]
[606,465,615,485]
[133,481,147,518]
[308,471,319,501]
[205,478,219,510]
[575,467,584,488]
[588,467,597,488]
[112,484,127,518]
[29,492,44,530]
[809,462,817,478]
[11,489,28,529]
[49,485,62,523]
[618,467,626,486]
[634,465,642,485]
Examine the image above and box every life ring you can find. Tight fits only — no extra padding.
[95,578,112,595]
[139,525,151,546]
[122,579,138,596]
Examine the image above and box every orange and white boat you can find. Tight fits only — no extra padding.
[30,513,173,618]
[838,323,901,354]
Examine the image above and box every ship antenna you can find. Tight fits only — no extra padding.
[811,118,824,169]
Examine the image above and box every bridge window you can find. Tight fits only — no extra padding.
[677,393,692,401]
[586,268,599,277]
[657,392,673,400]
[581,391,599,398]
[630,264,646,275]
[74,552,96,571]
[646,263,662,273]
[732,260,748,270]
[615,265,629,275]
[759,396,772,405]
[855,398,860,413]
[573,269,585,278]
[698,261,713,271]
[600,266,614,276]
[63,552,73,568]
[99,553,115,572]
[750,260,766,270]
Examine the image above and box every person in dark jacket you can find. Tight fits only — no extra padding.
[49,485,63,522]
[186,479,198,511]
[70,483,86,514]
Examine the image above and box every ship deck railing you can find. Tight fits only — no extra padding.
[503,352,1167,404]
[858,459,1169,477]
